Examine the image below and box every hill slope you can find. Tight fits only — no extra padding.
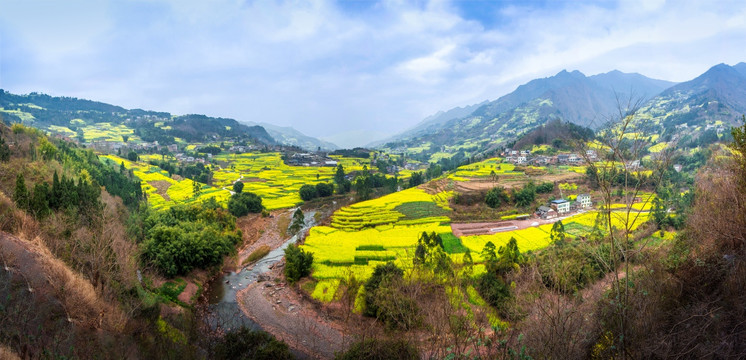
[247,121,339,151]
[0,90,275,145]
[378,69,675,161]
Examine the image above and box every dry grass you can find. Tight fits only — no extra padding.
[243,245,271,266]
[0,345,21,360]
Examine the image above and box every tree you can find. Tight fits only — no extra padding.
[408,172,423,187]
[212,327,293,360]
[550,220,566,243]
[127,150,138,162]
[228,192,263,217]
[13,173,29,210]
[334,164,348,194]
[573,96,672,358]
[288,208,305,234]
[485,186,509,208]
[315,182,334,197]
[30,182,50,218]
[121,135,129,143]
[0,136,10,162]
[284,244,313,284]
[193,180,201,198]
[233,180,244,194]
[299,184,318,201]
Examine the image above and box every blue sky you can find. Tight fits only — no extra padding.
[1,0,745,147]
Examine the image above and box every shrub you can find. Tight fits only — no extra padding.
[284,244,313,284]
[233,181,244,194]
[316,182,334,197]
[299,184,318,201]
[142,203,241,277]
[212,327,293,360]
[228,192,263,217]
[537,181,554,193]
[335,338,420,360]
[363,262,421,329]
[485,186,509,208]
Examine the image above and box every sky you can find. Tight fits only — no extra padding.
[1,0,745,148]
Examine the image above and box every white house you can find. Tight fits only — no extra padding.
[551,199,570,214]
[577,193,592,209]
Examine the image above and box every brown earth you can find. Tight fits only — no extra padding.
[454,171,584,193]
[237,265,351,359]
[149,180,172,201]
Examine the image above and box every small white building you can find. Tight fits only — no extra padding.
[577,193,592,209]
[551,199,571,214]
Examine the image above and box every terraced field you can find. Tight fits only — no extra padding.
[212,152,371,210]
[301,187,456,301]
[100,154,230,210]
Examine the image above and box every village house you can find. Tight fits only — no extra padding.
[557,154,569,164]
[577,193,592,209]
[550,199,570,214]
[536,205,557,219]
[673,164,683,172]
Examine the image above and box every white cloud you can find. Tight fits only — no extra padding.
[1,0,745,146]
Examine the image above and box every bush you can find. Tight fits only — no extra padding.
[233,181,244,194]
[335,338,420,360]
[142,203,241,277]
[316,182,334,197]
[284,244,313,284]
[362,262,420,329]
[477,270,510,308]
[485,186,509,208]
[212,327,293,360]
[228,192,263,217]
[536,181,554,193]
[299,184,318,201]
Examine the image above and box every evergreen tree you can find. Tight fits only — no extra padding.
[13,173,29,210]
[0,136,10,162]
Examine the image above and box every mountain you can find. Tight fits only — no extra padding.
[639,62,746,136]
[590,70,675,99]
[246,121,338,151]
[367,101,488,147]
[0,90,275,145]
[378,69,675,161]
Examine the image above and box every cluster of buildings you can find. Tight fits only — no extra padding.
[536,193,592,219]
[285,152,339,167]
[501,149,599,166]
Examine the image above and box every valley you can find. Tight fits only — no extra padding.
[1,60,744,359]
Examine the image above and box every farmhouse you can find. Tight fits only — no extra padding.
[550,199,570,214]
[536,205,557,219]
[577,193,592,209]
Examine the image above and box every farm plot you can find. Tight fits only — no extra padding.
[448,158,520,181]
[100,154,230,210]
[82,122,139,142]
[301,187,456,301]
[212,152,371,210]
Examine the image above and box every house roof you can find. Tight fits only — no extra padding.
[551,199,569,204]
[578,193,590,198]
[538,206,552,212]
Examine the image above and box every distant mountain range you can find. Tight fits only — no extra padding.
[0,90,333,150]
[246,121,339,151]
[378,62,746,161]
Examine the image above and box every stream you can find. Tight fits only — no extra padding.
[202,210,317,332]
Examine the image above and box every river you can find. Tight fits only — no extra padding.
[202,210,317,332]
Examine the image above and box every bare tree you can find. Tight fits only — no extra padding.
[573,95,673,358]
